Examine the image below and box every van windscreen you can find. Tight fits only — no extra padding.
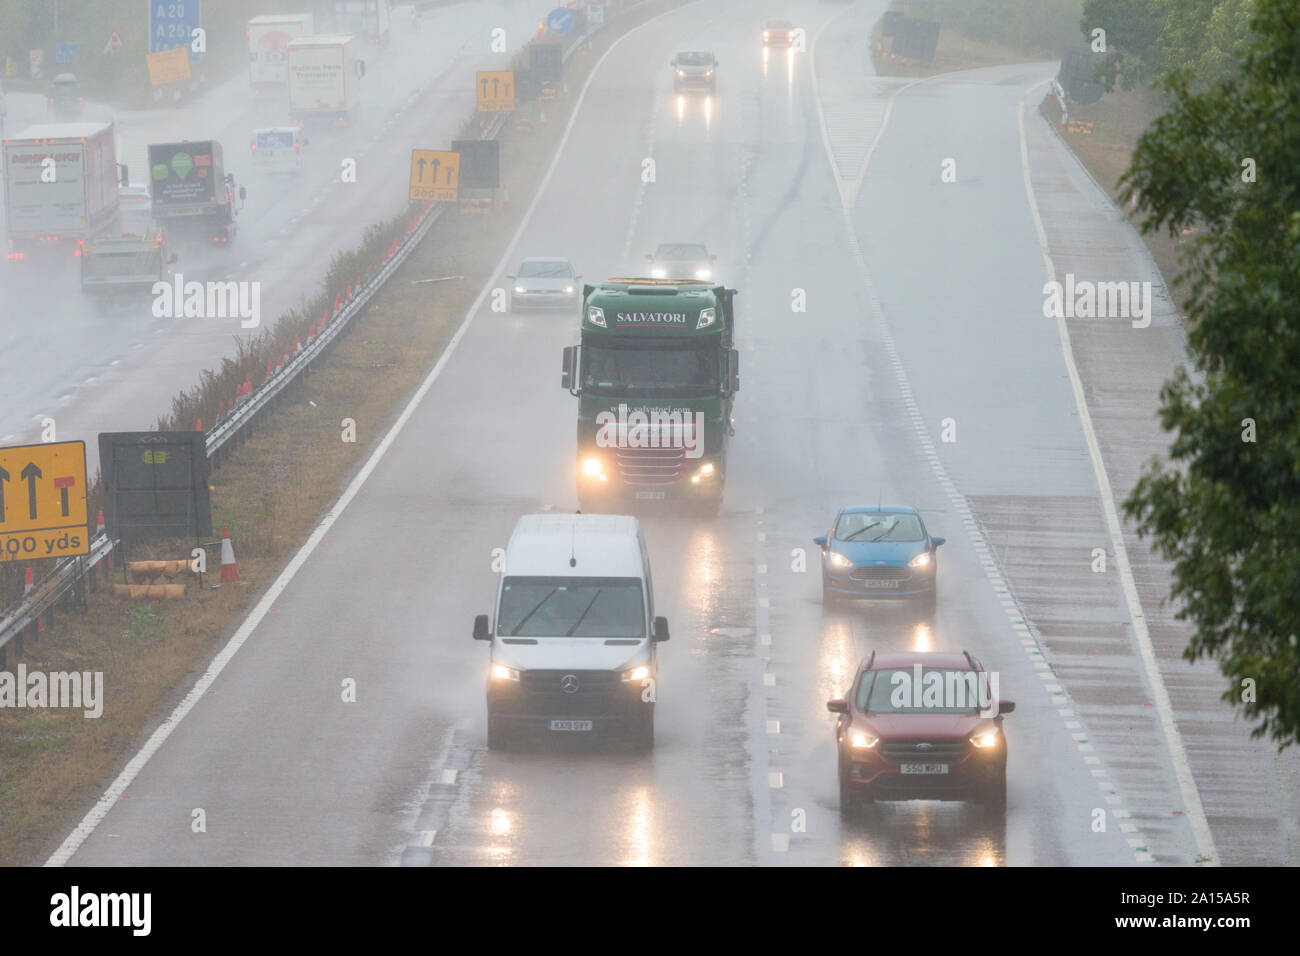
[497,576,645,638]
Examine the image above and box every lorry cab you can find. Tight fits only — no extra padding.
[473,513,670,752]
[250,127,305,174]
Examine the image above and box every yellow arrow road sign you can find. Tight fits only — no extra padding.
[409,149,459,202]
[0,440,89,562]
[476,70,515,112]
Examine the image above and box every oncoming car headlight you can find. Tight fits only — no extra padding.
[908,551,932,569]
[827,551,852,569]
[491,664,520,682]
[587,305,607,327]
[849,730,878,749]
[621,665,650,682]
[970,727,1001,749]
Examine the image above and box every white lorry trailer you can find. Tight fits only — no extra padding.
[3,121,122,260]
[247,13,315,86]
[332,0,391,45]
[286,34,365,126]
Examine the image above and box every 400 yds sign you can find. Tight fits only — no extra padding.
[0,441,89,562]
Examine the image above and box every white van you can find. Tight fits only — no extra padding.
[250,127,305,173]
[474,514,669,751]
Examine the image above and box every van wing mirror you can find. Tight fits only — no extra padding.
[473,614,491,641]
[561,345,579,394]
[653,616,670,642]
[727,348,740,394]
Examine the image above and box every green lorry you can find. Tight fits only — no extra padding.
[561,278,739,514]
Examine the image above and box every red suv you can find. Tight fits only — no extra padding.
[762,19,796,47]
[827,650,1014,812]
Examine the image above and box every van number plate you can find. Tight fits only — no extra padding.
[548,720,593,732]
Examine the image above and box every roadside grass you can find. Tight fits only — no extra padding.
[0,0,688,867]
[869,22,1054,78]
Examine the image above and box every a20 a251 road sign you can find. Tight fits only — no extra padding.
[0,440,89,562]
[409,149,459,202]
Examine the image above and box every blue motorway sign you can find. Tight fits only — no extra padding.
[55,42,85,64]
[546,7,576,35]
[149,0,202,60]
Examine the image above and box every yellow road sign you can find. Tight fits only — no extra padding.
[146,46,191,87]
[0,440,89,562]
[476,70,515,112]
[409,149,459,202]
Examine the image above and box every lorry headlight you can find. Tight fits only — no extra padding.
[581,456,604,478]
[676,69,684,76]
[691,462,715,484]
[587,305,606,327]
[621,665,650,682]
[696,306,716,329]
[491,664,520,682]
[970,727,1000,749]
[908,552,931,569]
[828,551,852,569]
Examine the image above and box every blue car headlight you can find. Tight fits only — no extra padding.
[908,552,932,569]
[827,551,852,570]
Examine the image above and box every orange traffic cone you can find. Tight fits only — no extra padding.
[220,525,239,584]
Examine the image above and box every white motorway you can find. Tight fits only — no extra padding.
[44,0,1299,866]
[0,0,559,473]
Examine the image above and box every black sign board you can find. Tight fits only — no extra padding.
[529,43,563,84]
[98,431,212,544]
[515,69,540,102]
[451,139,500,189]
[1059,47,1105,105]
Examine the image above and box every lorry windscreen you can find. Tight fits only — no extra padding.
[582,342,719,397]
[498,576,646,638]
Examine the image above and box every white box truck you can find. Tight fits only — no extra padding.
[287,34,365,126]
[3,121,121,260]
[332,0,391,45]
[248,13,315,86]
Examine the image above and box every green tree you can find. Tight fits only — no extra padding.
[1081,0,1165,89]
[1120,0,1300,749]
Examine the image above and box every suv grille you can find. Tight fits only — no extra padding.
[880,738,969,761]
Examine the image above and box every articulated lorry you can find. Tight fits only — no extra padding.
[147,140,244,244]
[561,278,740,513]
[248,13,315,86]
[331,0,391,45]
[3,121,122,259]
[287,35,365,126]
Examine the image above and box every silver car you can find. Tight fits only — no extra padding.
[508,257,580,310]
[646,242,717,281]
[672,51,718,93]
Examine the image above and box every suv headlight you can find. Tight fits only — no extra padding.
[587,305,606,327]
[970,727,1001,748]
[849,730,878,749]
[491,664,520,682]
[621,665,651,682]
[908,551,932,569]
[696,306,716,329]
[828,551,852,569]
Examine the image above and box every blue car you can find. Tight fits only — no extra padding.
[814,506,946,611]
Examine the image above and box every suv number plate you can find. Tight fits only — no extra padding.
[900,763,948,774]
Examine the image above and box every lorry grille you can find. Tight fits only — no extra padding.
[615,446,686,485]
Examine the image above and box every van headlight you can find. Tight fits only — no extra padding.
[587,305,606,327]
[621,665,650,682]
[491,664,520,682]
[696,306,716,329]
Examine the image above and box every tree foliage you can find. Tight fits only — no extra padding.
[1120,0,1300,749]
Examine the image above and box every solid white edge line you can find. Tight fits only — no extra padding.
[1015,86,1218,866]
[44,0,699,868]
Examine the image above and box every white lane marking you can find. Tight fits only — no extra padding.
[439,769,458,785]
[45,4,695,868]
[416,829,436,846]
[1017,86,1218,867]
